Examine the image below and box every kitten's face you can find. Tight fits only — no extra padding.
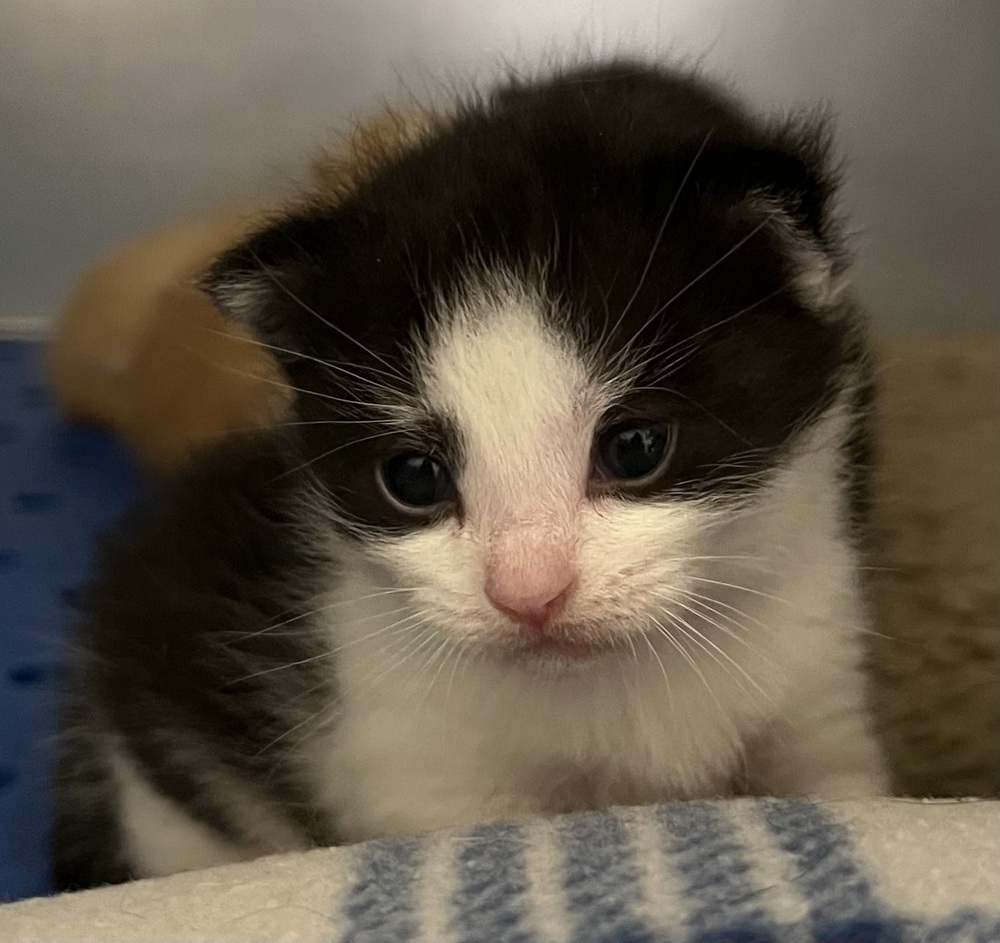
[354,275,740,664]
[206,64,855,667]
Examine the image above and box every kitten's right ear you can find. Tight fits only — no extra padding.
[201,207,337,359]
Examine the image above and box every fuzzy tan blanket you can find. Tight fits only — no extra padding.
[869,336,999,797]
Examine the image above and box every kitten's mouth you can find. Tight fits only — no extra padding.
[509,626,611,662]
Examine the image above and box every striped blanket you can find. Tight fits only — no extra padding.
[1,797,996,942]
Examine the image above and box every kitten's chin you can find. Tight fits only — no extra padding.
[493,629,618,674]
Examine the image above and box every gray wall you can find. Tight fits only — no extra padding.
[2,1,997,333]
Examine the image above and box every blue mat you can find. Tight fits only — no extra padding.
[0,340,139,902]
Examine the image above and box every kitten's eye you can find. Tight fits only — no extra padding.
[595,422,674,483]
[380,453,455,509]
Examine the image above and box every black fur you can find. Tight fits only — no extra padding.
[53,435,338,888]
[205,61,852,532]
[54,61,868,888]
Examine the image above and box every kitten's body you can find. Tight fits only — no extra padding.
[54,62,886,889]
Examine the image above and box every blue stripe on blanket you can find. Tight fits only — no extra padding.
[558,809,652,943]
[656,801,778,943]
[340,837,424,943]
[760,798,904,943]
[452,822,532,943]
[656,802,781,943]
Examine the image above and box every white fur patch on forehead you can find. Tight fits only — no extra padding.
[417,272,614,524]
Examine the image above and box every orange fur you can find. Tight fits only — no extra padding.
[47,204,288,472]
[48,107,439,472]
[308,106,441,198]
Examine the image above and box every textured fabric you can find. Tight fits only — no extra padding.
[868,336,999,797]
[0,339,138,902]
[0,798,997,943]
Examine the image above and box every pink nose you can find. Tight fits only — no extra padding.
[485,558,577,633]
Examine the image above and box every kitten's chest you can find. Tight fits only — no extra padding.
[312,653,743,840]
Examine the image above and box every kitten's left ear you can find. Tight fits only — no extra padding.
[697,117,838,242]
[640,116,838,244]
[201,207,338,360]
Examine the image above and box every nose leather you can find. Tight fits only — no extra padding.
[485,543,577,633]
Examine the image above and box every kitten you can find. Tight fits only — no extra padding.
[53,61,888,889]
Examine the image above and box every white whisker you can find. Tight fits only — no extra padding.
[248,249,408,381]
[231,588,418,641]
[273,428,404,480]
[610,129,714,342]
[649,616,725,718]
[686,576,791,605]
[638,630,674,712]
[662,607,772,704]
[207,355,412,415]
[205,327,409,390]
[232,608,431,682]
[364,625,440,688]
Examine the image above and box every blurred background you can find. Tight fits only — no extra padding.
[1,0,997,334]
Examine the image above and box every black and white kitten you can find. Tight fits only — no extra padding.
[53,62,888,889]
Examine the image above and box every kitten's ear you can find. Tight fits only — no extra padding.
[646,116,838,242]
[711,117,838,241]
[201,208,337,358]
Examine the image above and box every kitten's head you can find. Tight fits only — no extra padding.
[205,63,859,667]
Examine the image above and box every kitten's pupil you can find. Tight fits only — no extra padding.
[382,453,454,508]
[597,423,673,481]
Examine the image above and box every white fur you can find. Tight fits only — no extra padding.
[298,274,887,844]
[112,748,254,878]
[111,741,310,878]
